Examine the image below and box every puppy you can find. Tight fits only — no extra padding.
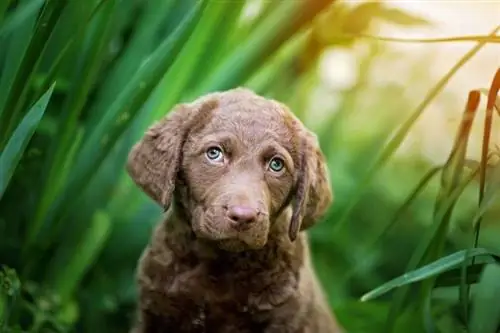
[127,88,343,333]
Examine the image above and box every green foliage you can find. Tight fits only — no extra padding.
[1,0,499,332]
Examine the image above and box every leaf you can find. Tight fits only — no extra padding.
[435,262,491,287]
[46,210,112,302]
[33,0,208,248]
[383,90,480,331]
[469,264,500,333]
[190,0,334,95]
[360,248,500,302]
[334,25,500,234]
[375,7,432,27]
[29,0,118,243]
[151,0,243,122]
[0,1,67,149]
[0,84,55,199]
[0,0,45,39]
[479,88,500,113]
[465,68,500,327]
[351,34,500,45]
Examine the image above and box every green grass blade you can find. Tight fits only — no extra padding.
[422,291,437,333]
[384,91,481,331]
[0,0,67,149]
[351,33,500,44]
[334,25,500,234]
[0,0,39,123]
[32,0,109,103]
[28,0,118,246]
[184,0,247,90]
[190,0,333,95]
[337,165,444,286]
[150,0,241,122]
[475,69,499,237]
[0,0,13,24]
[0,83,55,199]
[470,264,500,333]
[461,68,500,329]
[245,30,309,95]
[38,0,207,244]
[382,165,443,238]
[360,248,500,302]
[0,0,44,39]
[435,261,494,287]
[85,0,175,124]
[45,210,112,302]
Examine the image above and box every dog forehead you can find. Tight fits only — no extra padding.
[205,101,293,139]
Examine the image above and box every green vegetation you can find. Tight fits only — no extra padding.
[0,1,499,332]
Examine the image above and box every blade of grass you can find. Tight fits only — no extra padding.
[383,91,480,331]
[32,0,109,103]
[45,210,112,302]
[34,0,208,251]
[150,0,242,122]
[184,0,247,91]
[85,0,176,124]
[344,33,500,44]
[245,29,309,95]
[418,91,481,331]
[0,0,39,123]
[338,165,444,285]
[0,0,67,149]
[475,68,500,244]
[423,290,437,333]
[360,248,500,302]
[479,88,499,113]
[334,25,500,234]
[28,0,118,249]
[0,83,55,199]
[189,0,334,96]
[435,261,492,287]
[0,0,45,39]
[461,68,500,329]
[469,264,500,333]
[0,0,13,24]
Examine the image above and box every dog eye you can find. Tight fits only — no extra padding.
[206,146,224,162]
[268,157,285,172]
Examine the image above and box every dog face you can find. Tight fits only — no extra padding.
[126,88,332,252]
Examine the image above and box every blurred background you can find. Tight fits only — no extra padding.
[0,0,499,332]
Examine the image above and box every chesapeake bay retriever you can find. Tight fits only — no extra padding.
[126,88,343,333]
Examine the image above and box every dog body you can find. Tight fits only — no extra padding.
[127,88,343,333]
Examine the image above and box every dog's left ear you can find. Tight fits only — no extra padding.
[126,96,219,211]
[289,129,333,241]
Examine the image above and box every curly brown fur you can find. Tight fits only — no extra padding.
[127,88,343,333]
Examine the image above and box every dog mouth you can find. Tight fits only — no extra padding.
[191,206,270,251]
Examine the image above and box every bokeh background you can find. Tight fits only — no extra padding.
[0,0,499,332]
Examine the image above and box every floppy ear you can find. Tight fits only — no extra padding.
[126,98,219,210]
[289,130,333,241]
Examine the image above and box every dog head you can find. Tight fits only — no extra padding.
[127,88,332,252]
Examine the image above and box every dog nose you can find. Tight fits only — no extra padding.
[227,205,258,224]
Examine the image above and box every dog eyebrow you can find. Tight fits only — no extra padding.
[259,141,295,171]
[191,133,238,154]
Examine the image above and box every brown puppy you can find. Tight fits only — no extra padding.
[127,88,343,333]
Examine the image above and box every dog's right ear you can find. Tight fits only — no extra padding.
[126,98,219,210]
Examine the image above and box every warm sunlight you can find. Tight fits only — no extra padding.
[321,0,500,163]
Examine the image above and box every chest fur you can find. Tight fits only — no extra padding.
[141,252,300,331]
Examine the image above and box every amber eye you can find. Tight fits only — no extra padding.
[268,157,285,172]
[206,146,224,162]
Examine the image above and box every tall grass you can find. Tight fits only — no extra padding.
[0,0,337,331]
[0,0,499,332]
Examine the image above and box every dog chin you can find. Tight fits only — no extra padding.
[217,239,264,252]
[191,213,269,251]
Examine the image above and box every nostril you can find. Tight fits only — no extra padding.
[227,205,258,224]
